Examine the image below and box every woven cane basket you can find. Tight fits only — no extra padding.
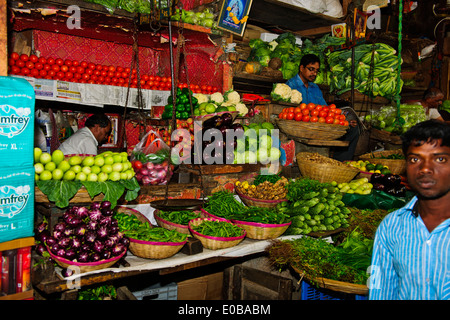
[231,220,291,240]
[275,119,348,140]
[128,238,186,259]
[235,173,288,208]
[296,152,359,184]
[48,249,126,274]
[359,149,406,175]
[188,218,246,250]
[236,192,288,209]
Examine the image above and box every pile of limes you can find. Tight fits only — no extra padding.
[345,160,391,175]
[34,148,135,182]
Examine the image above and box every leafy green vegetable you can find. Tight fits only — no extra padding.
[267,236,369,285]
[36,180,82,208]
[78,285,117,300]
[441,100,450,113]
[36,178,140,209]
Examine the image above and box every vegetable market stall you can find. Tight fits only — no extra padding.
[37,233,304,292]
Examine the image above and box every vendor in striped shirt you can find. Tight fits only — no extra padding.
[369,120,450,300]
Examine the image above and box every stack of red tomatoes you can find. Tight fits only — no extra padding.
[7,52,216,94]
[278,102,349,126]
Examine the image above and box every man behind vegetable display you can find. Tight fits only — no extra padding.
[419,87,445,122]
[58,113,112,156]
[369,120,450,300]
[285,53,359,161]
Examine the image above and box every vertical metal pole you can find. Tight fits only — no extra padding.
[0,0,7,76]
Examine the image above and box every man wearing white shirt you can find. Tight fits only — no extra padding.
[58,113,111,155]
[419,87,444,122]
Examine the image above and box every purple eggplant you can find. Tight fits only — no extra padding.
[100,250,111,260]
[35,243,47,256]
[56,248,66,258]
[221,112,233,126]
[54,222,66,233]
[90,202,101,210]
[89,209,102,221]
[75,224,87,237]
[97,225,108,239]
[71,237,82,250]
[99,216,112,227]
[65,248,77,260]
[120,237,130,247]
[45,236,57,247]
[87,220,98,231]
[111,243,126,256]
[35,221,48,234]
[62,268,74,277]
[52,230,64,240]
[76,206,89,219]
[93,240,105,253]
[104,237,115,248]
[80,243,91,252]
[77,251,90,263]
[85,230,97,243]
[90,252,101,262]
[101,201,112,212]
[37,229,51,243]
[58,237,71,248]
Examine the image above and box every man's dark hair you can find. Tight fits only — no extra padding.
[401,120,450,154]
[300,54,320,67]
[85,113,111,129]
[422,87,443,100]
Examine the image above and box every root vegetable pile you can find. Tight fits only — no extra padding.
[236,176,288,200]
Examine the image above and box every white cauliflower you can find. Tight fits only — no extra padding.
[290,89,303,104]
[271,83,292,102]
[194,93,208,104]
[210,92,224,105]
[268,40,278,51]
[224,90,241,104]
[221,101,236,107]
[235,102,248,116]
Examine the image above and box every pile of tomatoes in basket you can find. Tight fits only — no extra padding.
[278,102,349,126]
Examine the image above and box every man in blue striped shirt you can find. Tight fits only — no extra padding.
[369,120,450,300]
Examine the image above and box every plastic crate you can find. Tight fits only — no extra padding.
[131,282,178,300]
[301,281,367,300]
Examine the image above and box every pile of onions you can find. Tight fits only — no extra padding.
[134,160,173,186]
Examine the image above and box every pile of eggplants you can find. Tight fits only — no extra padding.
[370,173,406,197]
[195,112,243,165]
[35,201,129,275]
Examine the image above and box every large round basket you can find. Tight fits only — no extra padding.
[231,220,291,240]
[359,149,406,175]
[188,218,246,250]
[275,119,348,140]
[292,266,368,296]
[236,191,288,209]
[193,111,240,123]
[154,209,201,234]
[128,238,186,259]
[296,152,359,184]
[48,249,126,274]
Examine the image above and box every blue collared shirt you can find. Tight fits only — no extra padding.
[285,74,327,105]
[369,196,450,300]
